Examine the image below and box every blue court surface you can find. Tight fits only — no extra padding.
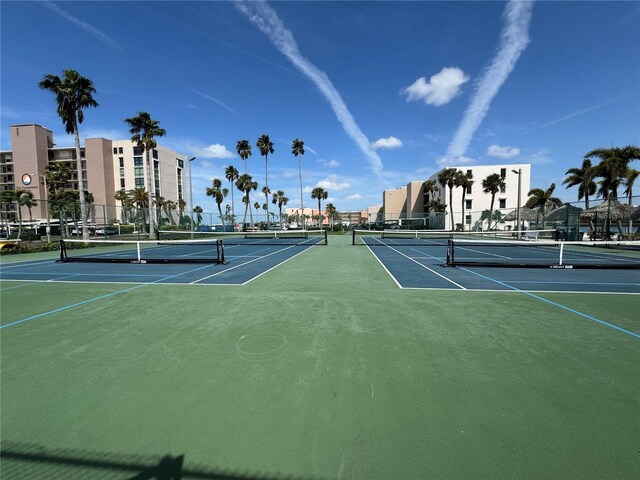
[365,243,640,294]
[0,243,319,286]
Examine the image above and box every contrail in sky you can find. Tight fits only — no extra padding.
[236,0,383,174]
[43,1,122,50]
[447,0,534,157]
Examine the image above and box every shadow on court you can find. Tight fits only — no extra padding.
[1,441,326,480]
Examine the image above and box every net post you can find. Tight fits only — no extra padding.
[558,241,564,266]
[136,241,141,263]
[446,239,454,265]
[217,239,225,264]
[59,239,66,262]
[323,229,328,245]
[352,229,356,245]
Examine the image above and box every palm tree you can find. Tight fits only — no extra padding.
[254,202,261,224]
[39,69,98,240]
[455,171,473,231]
[292,138,305,227]
[177,198,187,227]
[193,205,203,227]
[164,200,177,226]
[586,145,640,200]
[236,139,252,173]
[272,190,289,228]
[236,173,258,229]
[482,173,506,230]
[526,183,562,228]
[124,111,166,239]
[19,191,37,232]
[563,158,597,209]
[224,165,239,225]
[256,135,274,229]
[45,162,73,194]
[206,178,229,229]
[623,168,639,205]
[114,189,129,223]
[437,168,458,231]
[325,202,338,228]
[128,187,149,233]
[310,187,328,228]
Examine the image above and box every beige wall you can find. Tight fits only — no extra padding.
[405,181,424,216]
[383,187,407,220]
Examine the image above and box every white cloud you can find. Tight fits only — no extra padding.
[199,144,235,159]
[371,136,403,150]
[316,174,351,191]
[318,159,340,168]
[487,144,520,159]
[403,67,469,107]
[190,89,239,116]
[236,0,383,174]
[447,0,534,157]
[436,155,476,168]
[347,194,362,200]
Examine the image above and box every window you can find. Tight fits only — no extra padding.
[465,214,471,225]
[120,168,125,177]
[466,169,472,176]
[81,161,86,170]
[134,157,143,166]
[119,147,123,154]
[500,184,506,193]
[466,186,472,194]
[120,178,125,188]
[465,200,472,209]
[152,149,158,159]
[499,199,506,209]
[135,178,145,188]
[133,146,143,155]
[500,168,506,178]
[134,167,144,177]
[178,159,184,169]
[113,147,118,154]
[119,158,124,168]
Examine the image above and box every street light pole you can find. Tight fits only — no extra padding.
[512,168,522,239]
[187,156,196,238]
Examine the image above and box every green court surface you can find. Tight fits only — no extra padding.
[1,234,638,479]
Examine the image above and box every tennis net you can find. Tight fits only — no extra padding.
[59,238,226,264]
[158,229,328,246]
[446,238,640,269]
[352,229,556,246]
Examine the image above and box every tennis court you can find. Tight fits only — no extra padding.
[1,233,638,479]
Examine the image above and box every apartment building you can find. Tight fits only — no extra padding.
[0,124,187,223]
[382,164,531,230]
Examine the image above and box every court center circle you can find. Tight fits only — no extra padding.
[235,332,288,361]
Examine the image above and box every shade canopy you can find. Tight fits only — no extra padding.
[543,204,583,222]
[580,200,636,221]
[503,207,539,222]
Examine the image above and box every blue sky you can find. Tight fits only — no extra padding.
[1,1,639,213]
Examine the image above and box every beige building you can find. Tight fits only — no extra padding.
[382,164,531,230]
[0,124,187,224]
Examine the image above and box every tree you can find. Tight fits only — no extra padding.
[224,165,239,224]
[177,198,187,227]
[124,111,166,239]
[256,135,274,229]
[206,178,229,229]
[325,202,338,228]
[455,171,473,231]
[236,139,252,173]
[193,205,203,226]
[45,162,73,195]
[128,187,149,233]
[292,138,305,228]
[563,158,596,209]
[526,183,562,228]
[586,145,640,200]
[272,190,289,228]
[254,202,261,224]
[623,168,639,205]
[482,173,506,230]
[311,187,328,228]
[18,191,37,232]
[236,173,258,229]
[39,69,98,240]
[114,189,130,223]
[437,168,458,231]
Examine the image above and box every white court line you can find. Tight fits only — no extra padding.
[365,245,403,289]
[190,243,316,284]
[368,238,466,290]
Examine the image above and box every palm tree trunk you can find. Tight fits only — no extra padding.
[218,204,225,229]
[489,195,496,231]
[73,125,89,241]
[16,202,23,239]
[265,155,270,230]
[146,148,157,239]
[298,158,304,229]
[449,188,454,231]
[460,191,466,231]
